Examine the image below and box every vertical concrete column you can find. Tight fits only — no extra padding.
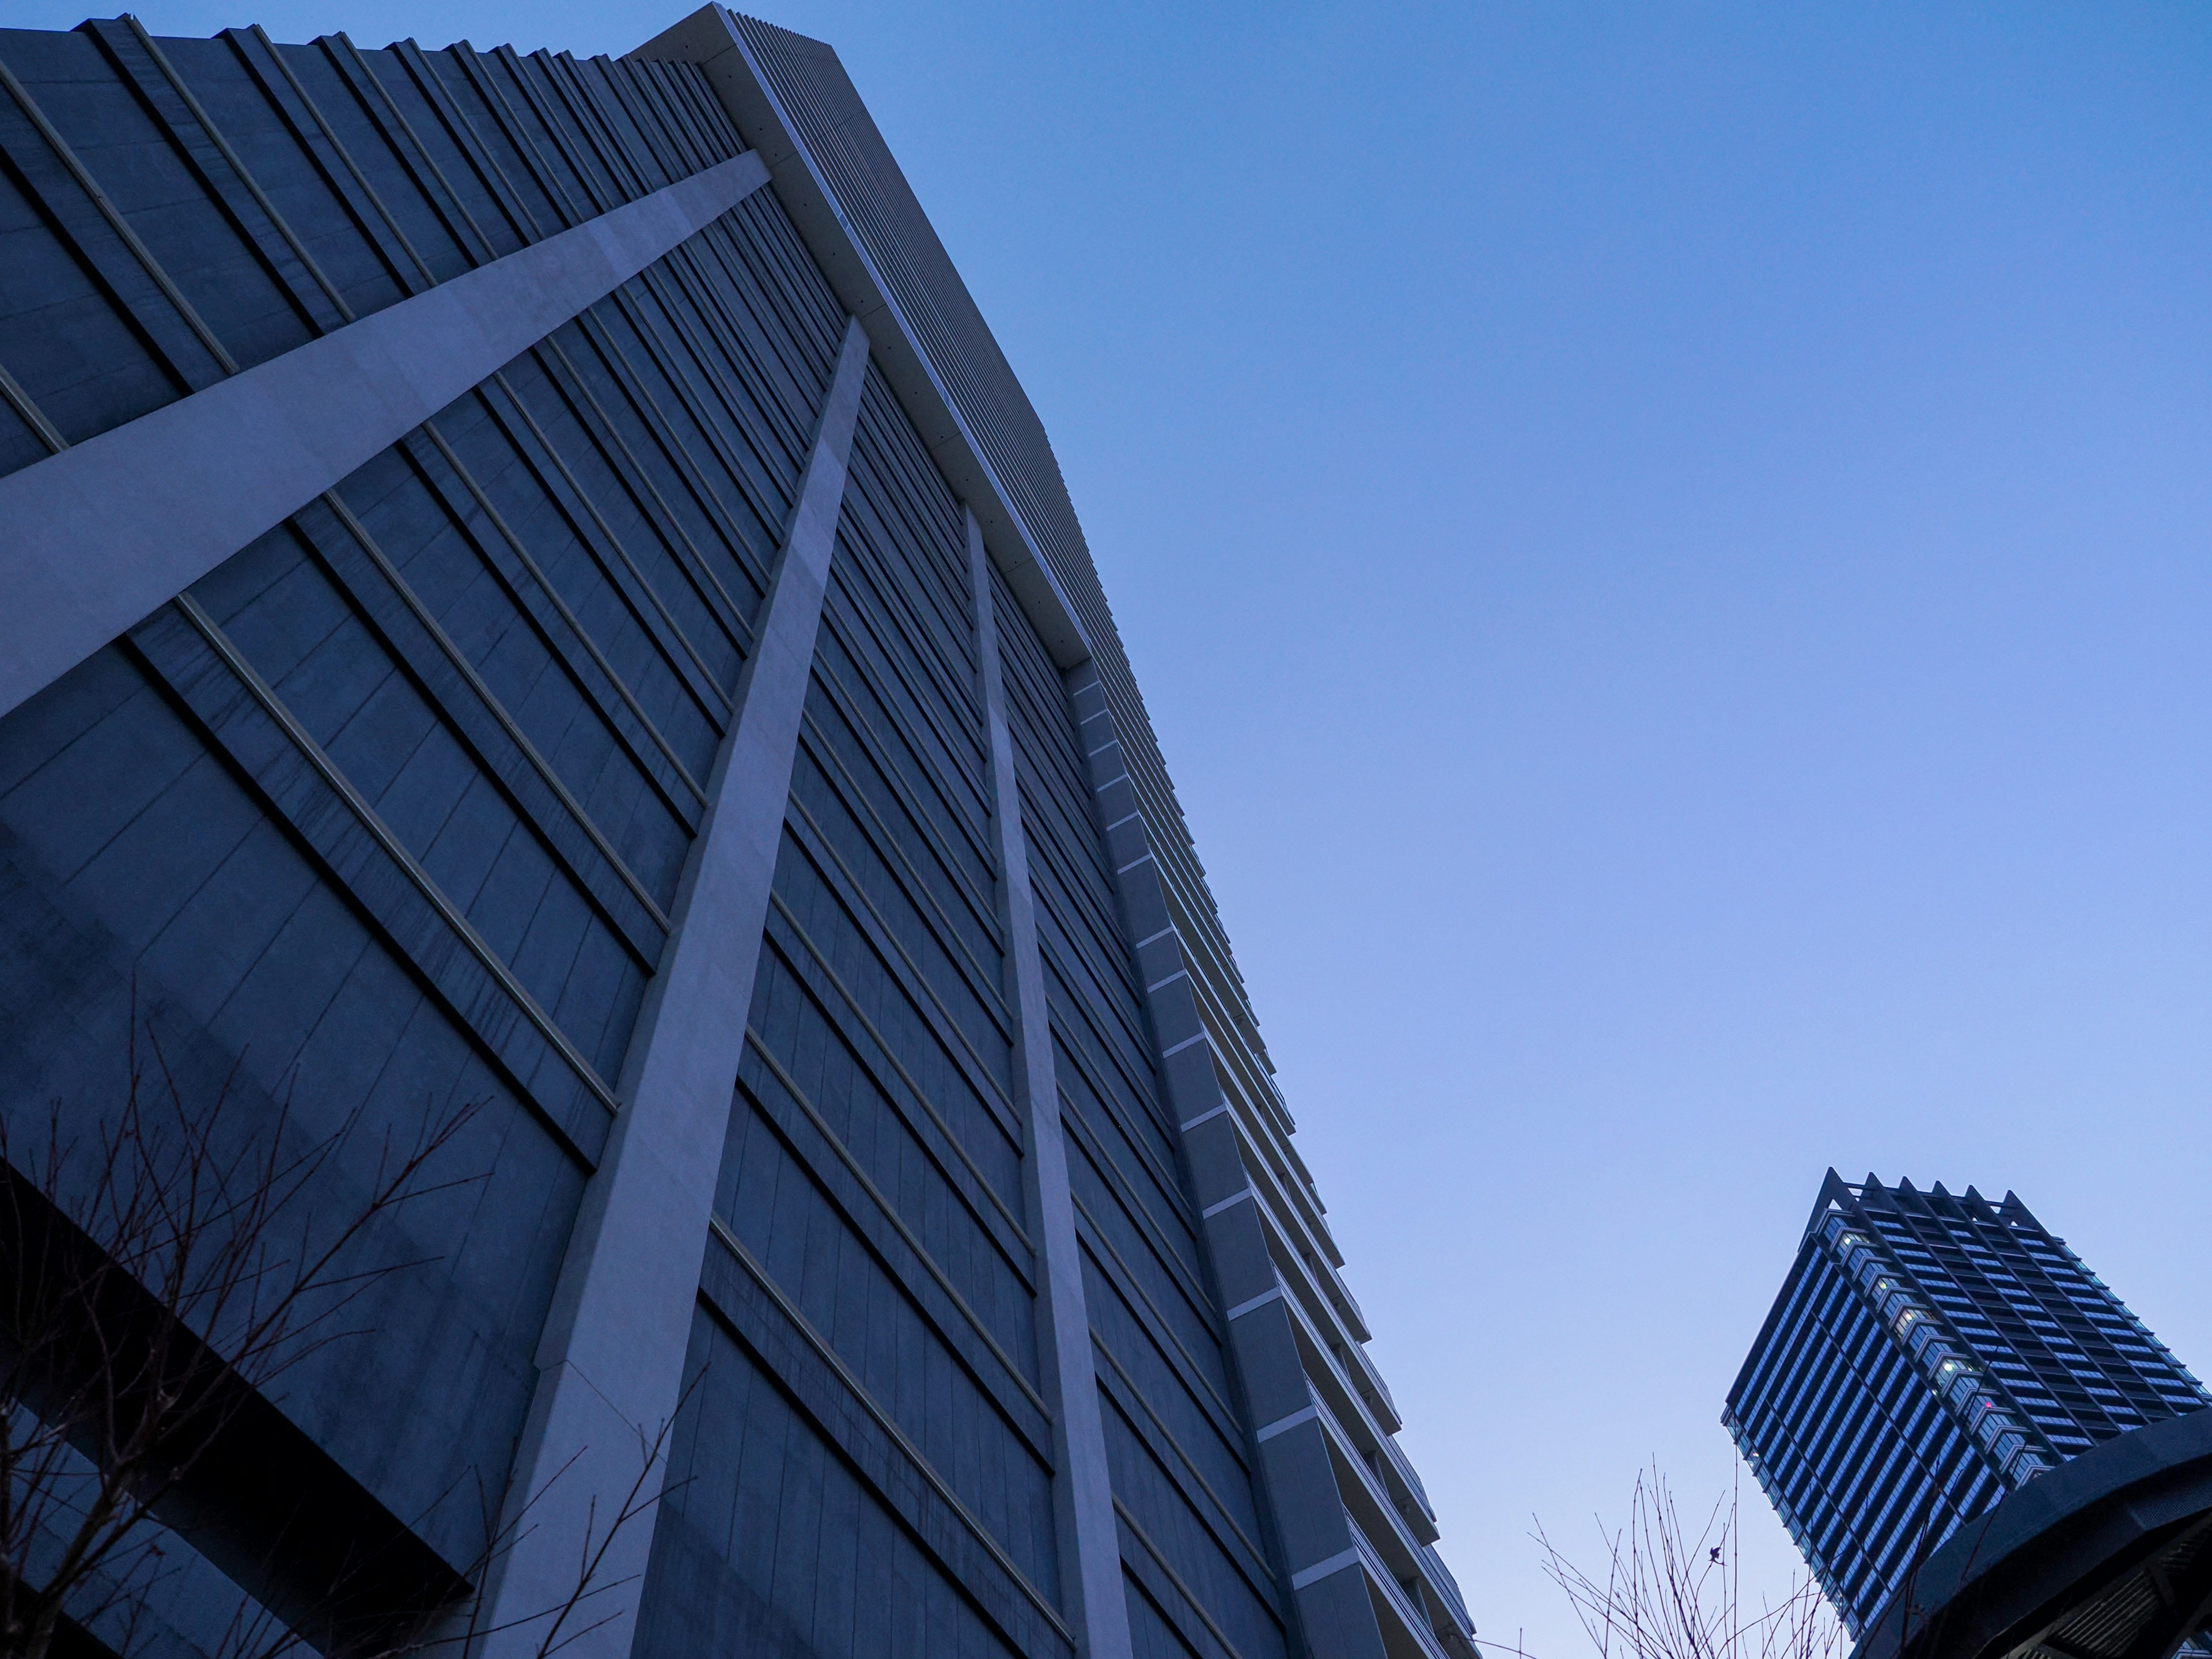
[479,317,873,1659]
[1066,662,1391,1659]
[967,516,1133,1658]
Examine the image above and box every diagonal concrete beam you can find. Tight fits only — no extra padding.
[0,150,769,723]
[475,316,873,1659]
[967,512,1132,1659]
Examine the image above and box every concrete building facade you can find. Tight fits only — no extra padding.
[1727,1172,2209,1635]
[0,9,1475,1659]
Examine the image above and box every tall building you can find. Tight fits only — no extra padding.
[0,9,1474,1659]
[1725,1172,2210,1635]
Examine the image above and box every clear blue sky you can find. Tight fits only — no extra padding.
[25,0,2212,1646]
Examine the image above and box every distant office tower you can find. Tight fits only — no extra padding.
[1725,1172,2209,1635]
[0,9,1472,1659]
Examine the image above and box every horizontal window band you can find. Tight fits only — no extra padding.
[1088,1358,1280,1601]
[1068,1202,1245,1442]
[1088,1332,1264,1540]
[390,423,709,827]
[776,796,1021,1138]
[759,895,1035,1264]
[0,151,771,724]
[1113,1496,1274,1659]
[739,1024,1050,1429]
[127,598,617,1164]
[702,1219,1074,1659]
[290,494,672,962]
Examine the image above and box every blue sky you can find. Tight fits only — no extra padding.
[23,0,2212,1646]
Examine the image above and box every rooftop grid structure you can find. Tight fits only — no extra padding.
[0,7,1473,1658]
[1726,1172,2210,1635]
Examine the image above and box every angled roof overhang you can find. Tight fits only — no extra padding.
[1851,1408,2212,1659]
[628,5,1094,670]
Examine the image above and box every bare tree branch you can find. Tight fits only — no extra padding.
[2,1005,707,1659]
[0,1012,484,1659]
[1533,1465,1846,1659]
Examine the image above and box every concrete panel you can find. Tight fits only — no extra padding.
[1203,1206,1279,1313]
[1161,1043,1230,1128]
[1131,930,1185,991]
[474,315,871,1659]
[1293,1566,1393,1659]
[1179,1111,1248,1211]
[1256,1418,1358,1579]
[1110,866,1175,955]
[1142,976,1207,1056]
[0,151,770,722]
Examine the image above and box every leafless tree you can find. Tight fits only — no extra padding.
[459,1386,700,1659]
[1532,1466,1846,1659]
[0,1014,495,1659]
[0,1006,695,1659]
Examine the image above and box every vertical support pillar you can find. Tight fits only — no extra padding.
[479,317,873,1658]
[1066,662,1391,1659]
[967,515,1133,1659]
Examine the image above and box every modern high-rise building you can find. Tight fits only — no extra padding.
[0,10,1474,1659]
[1725,1172,2210,1635]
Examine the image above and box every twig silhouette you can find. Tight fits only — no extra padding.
[1533,1465,1845,1659]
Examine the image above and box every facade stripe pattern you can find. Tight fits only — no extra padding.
[0,10,1479,1659]
[1728,1173,2212,1634]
